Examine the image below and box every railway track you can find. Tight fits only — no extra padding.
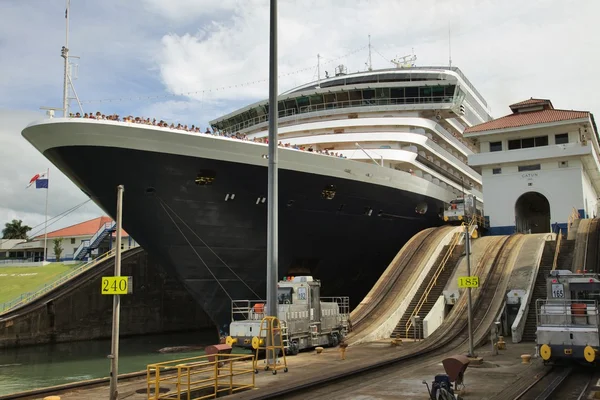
[349,226,453,337]
[512,366,595,400]
[269,235,522,400]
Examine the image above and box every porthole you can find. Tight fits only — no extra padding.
[415,202,428,215]
[321,184,336,200]
[145,187,156,195]
[287,200,295,207]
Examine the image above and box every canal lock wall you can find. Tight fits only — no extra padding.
[0,249,215,348]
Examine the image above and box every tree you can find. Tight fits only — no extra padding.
[2,219,32,239]
[53,238,64,263]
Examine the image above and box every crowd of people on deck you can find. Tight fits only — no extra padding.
[68,111,347,159]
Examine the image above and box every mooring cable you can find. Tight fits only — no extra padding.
[158,197,261,299]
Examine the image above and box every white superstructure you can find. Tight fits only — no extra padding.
[210,65,492,209]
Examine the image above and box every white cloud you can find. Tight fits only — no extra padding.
[1,0,600,236]
[0,109,104,235]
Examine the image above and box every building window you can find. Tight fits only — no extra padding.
[518,164,541,172]
[555,133,569,144]
[559,160,568,168]
[490,141,502,152]
[492,168,502,175]
[507,136,548,150]
[71,238,75,244]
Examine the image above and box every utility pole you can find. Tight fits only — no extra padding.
[462,178,475,357]
[266,0,279,366]
[109,184,124,400]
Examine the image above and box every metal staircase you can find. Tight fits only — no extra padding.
[522,234,575,341]
[73,221,116,260]
[392,231,465,339]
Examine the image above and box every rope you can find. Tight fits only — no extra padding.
[157,198,233,301]
[27,199,92,239]
[158,197,261,299]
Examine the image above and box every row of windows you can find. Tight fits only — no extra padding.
[492,161,569,175]
[489,133,569,152]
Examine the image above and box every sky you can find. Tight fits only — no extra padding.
[1,0,599,236]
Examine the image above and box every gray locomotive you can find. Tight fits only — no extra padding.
[536,270,600,364]
[226,276,349,355]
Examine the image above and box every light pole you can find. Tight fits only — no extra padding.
[462,177,475,358]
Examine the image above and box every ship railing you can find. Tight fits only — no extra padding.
[220,95,455,134]
[536,298,599,327]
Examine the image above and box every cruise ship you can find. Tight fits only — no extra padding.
[22,62,491,332]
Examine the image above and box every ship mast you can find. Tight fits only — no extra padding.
[61,0,70,117]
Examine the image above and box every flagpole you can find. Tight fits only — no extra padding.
[43,168,49,262]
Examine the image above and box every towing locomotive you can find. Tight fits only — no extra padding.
[536,270,600,364]
[225,276,349,355]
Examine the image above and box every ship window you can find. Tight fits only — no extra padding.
[492,168,502,175]
[195,170,216,186]
[490,141,502,152]
[321,184,336,200]
[556,133,569,144]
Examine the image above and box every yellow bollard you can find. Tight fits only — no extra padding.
[43,397,61,400]
[339,342,348,360]
[497,336,506,350]
[521,354,531,364]
[315,346,324,354]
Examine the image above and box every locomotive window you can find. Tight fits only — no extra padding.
[278,288,293,304]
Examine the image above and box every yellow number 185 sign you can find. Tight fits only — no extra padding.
[101,276,132,295]
[458,276,479,288]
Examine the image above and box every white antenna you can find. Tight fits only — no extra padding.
[61,0,70,117]
[317,53,321,88]
[60,0,84,116]
[367,34,373,71]
[448,24,452,68]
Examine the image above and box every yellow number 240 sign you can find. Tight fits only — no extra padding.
[101,276,132,295]
[458,276,479,288]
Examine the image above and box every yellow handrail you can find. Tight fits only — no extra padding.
[0,248,117,314]
[551,229,562,271]
[404,223,466,337]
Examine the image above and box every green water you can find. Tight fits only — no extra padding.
[0,330,250,396]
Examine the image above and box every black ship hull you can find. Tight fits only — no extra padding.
[44,145,444,332]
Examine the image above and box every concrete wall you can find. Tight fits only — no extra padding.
[582,170,599,219]
[0,250,214,348]
[423,295,445,338]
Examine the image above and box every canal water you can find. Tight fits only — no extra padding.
[0,330,250,396]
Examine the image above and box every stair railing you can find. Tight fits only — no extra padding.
[89,222,116,249]
[73,239,90,260]
[404,225,464,337]
[551,229,562,271]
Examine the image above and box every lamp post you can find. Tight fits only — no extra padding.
[461,177,475,358]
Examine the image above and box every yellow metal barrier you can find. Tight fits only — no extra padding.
[0,249,117,314]
[405,223,466,337]
[551,229,562,271]
[147,353,255,400]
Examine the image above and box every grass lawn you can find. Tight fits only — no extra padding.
[0,263,81,304]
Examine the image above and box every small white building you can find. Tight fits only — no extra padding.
[7,216,138,262]
[464,98,600,235]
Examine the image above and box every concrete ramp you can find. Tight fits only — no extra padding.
[347,226,464,345]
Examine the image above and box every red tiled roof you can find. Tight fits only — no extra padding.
[35,216,129,239]
[509,98,553,109]
[464,109,590,134]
